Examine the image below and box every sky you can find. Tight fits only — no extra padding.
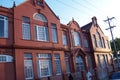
[0,0,120,40]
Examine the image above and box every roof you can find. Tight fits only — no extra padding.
[81,22,92,31]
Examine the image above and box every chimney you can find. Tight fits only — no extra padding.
[92,16,97,26]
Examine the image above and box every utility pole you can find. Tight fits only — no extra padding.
[104,16,120,69]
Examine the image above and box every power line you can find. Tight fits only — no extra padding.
[104,17,120,69]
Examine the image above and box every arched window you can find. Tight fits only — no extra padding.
[33,13,47,22]
[97,32,102,48]
[0,54,13,62]
[72,31,81,46]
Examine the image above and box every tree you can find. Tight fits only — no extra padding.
[110,38,120,57]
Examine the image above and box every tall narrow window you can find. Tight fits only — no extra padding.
[54,54,62,75]
[35,26,49,41]
[107,40,110,49]
[24,53,34,80]
[65,54,70,73]
[22,17,30,40]
[101,55,107,68]
[84,39,89,48]
[97,55,101,67]
[72,31,81,46]
[62,31,68,46]
[97,32,102,48]
[37,54,52,77]
[51,24,58,43]
[93,34,97,47]
[0,15,8,38]
[102,37,106,48]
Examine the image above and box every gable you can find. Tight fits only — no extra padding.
[14,0,59,21]
[67,19,81,31]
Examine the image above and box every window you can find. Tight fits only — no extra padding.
[93,34,97,47]
[107,40,110,49]
[101,55,107,68]
[51,24,58,43]
[54,54,62,75]
[75,56,84,72]
[62,31,68,46]
[0,54,13,62]
[102,37,106,48]
[97,32,103,48]
[35,26,49,41]
[0,15,8,38]
[72,31,81,46]
[84,39,89,48]
[37,54,52,77]
[24,53,34,80]
[97,55,101,67]
[65,54,70,73]
[33,13,47,22]
[22,17,31,40]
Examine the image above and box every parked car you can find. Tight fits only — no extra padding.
[110,71,120,80]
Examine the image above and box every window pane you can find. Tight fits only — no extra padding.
[62,34,67,46]
[33,13,47,22]
[0,55,13,62]
[0,20,4,37]
[73,32,80,46]
[22,17,30,23]
[84,39,88,47]
[54,54,61,75]
[38,60,52,77]
[35,26,49,41]
[24,60,34,80]
[51,24,58,43]
[22,23,30,40]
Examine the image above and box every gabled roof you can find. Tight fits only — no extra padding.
[81,22,92,31]
[14,0,59,20]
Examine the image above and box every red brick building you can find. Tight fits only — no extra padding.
[0,0,114,80]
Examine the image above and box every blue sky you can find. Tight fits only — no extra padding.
[0,0,120,40]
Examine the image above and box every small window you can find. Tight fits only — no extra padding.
[0,55,13,62]
[33,13,47,22]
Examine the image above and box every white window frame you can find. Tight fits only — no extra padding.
[24,60,34,80]
[22,23,31,40]
[35,25,49,41]
[0,15,8,38]
[38,60,52,77]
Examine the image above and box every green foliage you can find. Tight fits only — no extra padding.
[110,38,120,57]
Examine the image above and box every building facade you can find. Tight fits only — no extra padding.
[0,0,114,80]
